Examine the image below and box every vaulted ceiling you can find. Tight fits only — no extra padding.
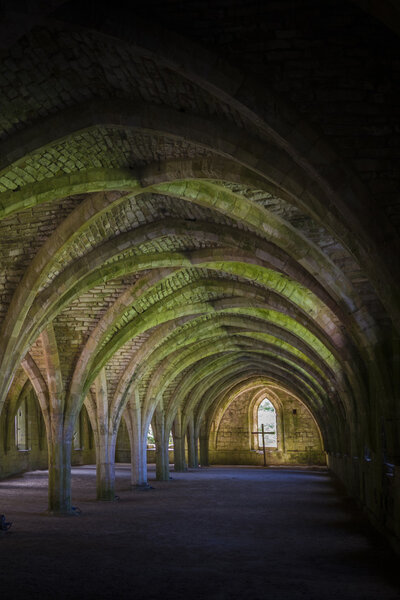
[0,0,399,462]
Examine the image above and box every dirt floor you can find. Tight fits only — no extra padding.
[0,464,399,600]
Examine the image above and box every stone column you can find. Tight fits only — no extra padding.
[41,326,74,514]
[93,370,117,501]
[131,433,149,488]
[187,416,199,468]
[199,424,209,467]
[154,410,170,481]
[95,432,116,501]
[173,412,187,472]
[47,432,72,514]
[22,351,73,514]
[124,398,148,488]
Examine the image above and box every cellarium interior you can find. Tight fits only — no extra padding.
[0,0,399,598]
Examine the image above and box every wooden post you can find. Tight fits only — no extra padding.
[262,423,267,468]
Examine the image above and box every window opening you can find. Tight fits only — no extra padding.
[147,425,174,448]
[15,398,29,451]
[147,424,156,448]
[258,398,277,447]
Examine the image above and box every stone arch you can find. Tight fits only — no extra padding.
[0,2,397,540]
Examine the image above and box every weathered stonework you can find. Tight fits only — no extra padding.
[210,386,325,466]
[0,0,398,553]
[0,382,95,480]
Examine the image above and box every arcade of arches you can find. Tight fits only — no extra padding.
[0,0,399,558]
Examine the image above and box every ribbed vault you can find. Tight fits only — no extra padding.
[0,0,398,548]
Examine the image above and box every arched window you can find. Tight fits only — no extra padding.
[258,398,277,448]
[15,398,29,451]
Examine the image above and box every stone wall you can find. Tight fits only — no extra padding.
[210,388,325,466]
[0,389,95,479]
[214,390,252,452]
[327,453,400,554]
[279,392,323,461]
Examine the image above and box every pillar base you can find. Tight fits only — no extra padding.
[96,487,116,502]
[45,507,81,517]
[132,482,154,491]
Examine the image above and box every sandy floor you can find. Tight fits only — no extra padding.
[0,464,398,600]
